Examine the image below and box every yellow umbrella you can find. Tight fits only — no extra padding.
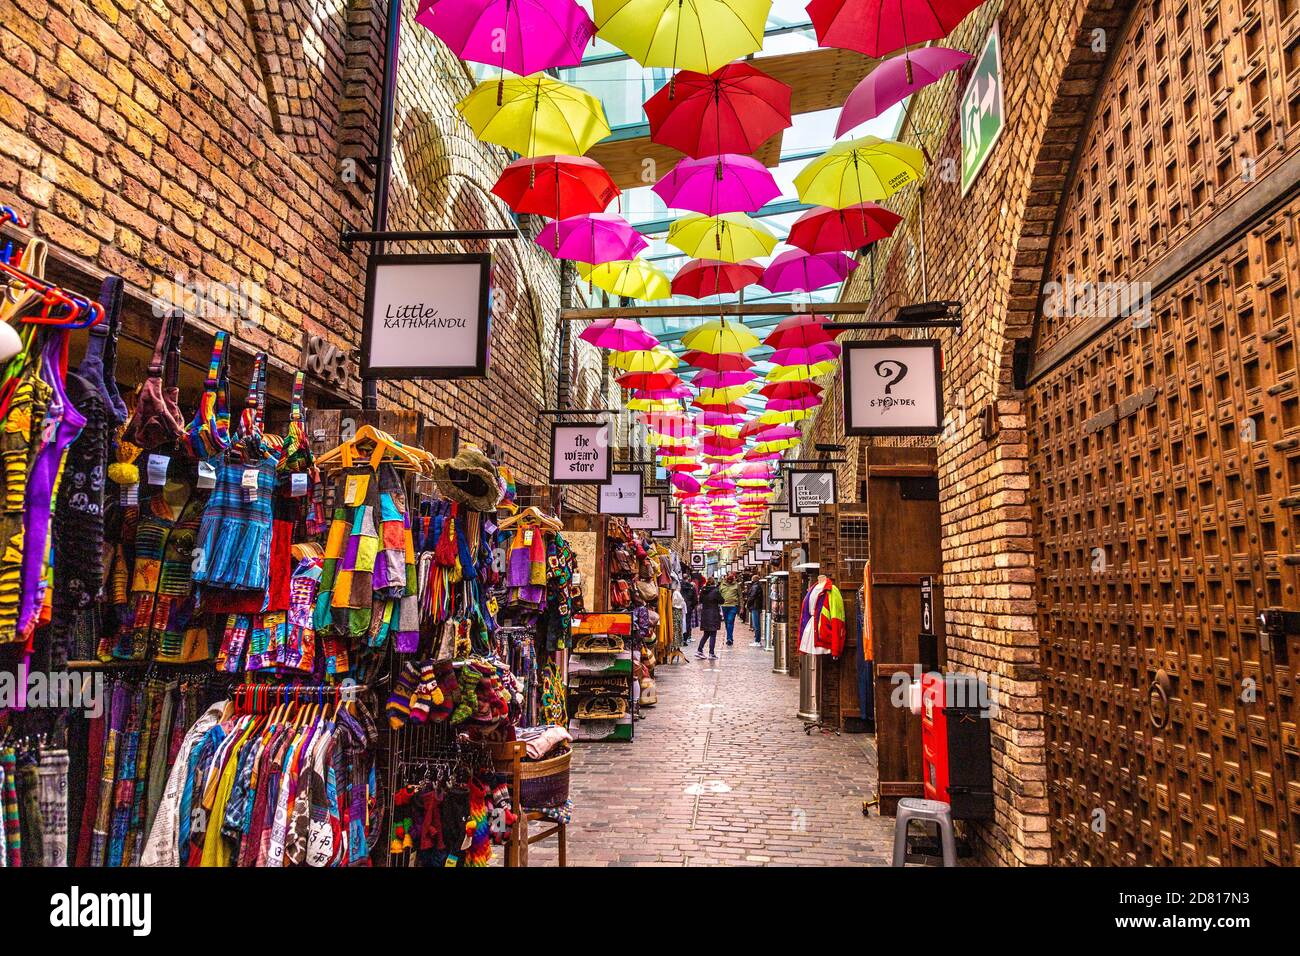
[680,318,761,354]
[668,213,777,263]
[766,360,838,382]
[610,347,679,373]
[647,432,693,448]
[577,259,671,301]
[696,384,755,404]
[627,398,681,412]
[659,455,699,467]
[751,438,800,454]
[593,0,769,73]
[794,136,925,208]
[708,425,743,439]
[758,408,813,425]
[457,76,610,158]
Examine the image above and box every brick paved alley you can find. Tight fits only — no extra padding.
[530,621,895,866]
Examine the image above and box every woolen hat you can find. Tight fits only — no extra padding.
[431,445,502,512]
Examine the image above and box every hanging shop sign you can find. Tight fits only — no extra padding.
[789,469,837,517]
[652,509,679,539]
[960,20,1005,196]
[361,252,492,379]
[550,422,612,484]
[627,493,664,530]
[843,340,944,436]
[690,551,707,570]
[759,529,780,557]
[769,509,802,542]
[599,470,643,515]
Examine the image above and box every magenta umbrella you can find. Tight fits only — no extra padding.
[747,424,803,441]
[700,412,746,427]
[671,472,703,494]
[692,368,759,389]
[633,386,694,400]
[761,249,858,293]
[579,319,660,351]
[536,213,648,264]
[416,0,595,76]
[769,342,843,365]
[837,47,973,136]
[652,154,781,215]
[767,395,822,412]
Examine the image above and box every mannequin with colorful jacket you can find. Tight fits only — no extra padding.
[798,573,846,657]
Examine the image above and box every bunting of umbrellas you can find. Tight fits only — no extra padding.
[419,0,991,545]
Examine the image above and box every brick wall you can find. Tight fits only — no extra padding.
[0,0,608,508]
[792,0,1134,864]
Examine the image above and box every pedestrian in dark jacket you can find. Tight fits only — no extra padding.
[696,579,724,660]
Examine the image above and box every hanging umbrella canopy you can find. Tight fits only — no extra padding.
[580,318,659,351]
[457,75,610,157]
[752,437,801,454]
[668,213,778,263]
[577,258,671,300]
[653,154,781,215]
[770,342,843,365]
[612,347,679,373]
[492,155,619,219]
[672,259,765,299]
[794,136,925,208]
[745,449,784,461]
[807,0,985,58]
[537,213,647,264]
[691,368,759,389]
[594,0,771,74]
[759,380,824,400]
[837,47,974,135]
[760,248,858,293]
[633,385,694,400]
[741,423,803,441]
[416,0,596,74]
[644,61,792,158]
[647,432,695,449]
[681,318,762,354]
[626,397,681,412]
[766,360,838,382]
[617,371,684,391]
[670,472,703,495]
[762,314,845,350]
[758,407,814,424]
[700,410,747,426]
[640,412,696,434]
[681,350,756,372]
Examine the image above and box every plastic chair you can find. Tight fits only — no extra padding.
[892,797,957,867]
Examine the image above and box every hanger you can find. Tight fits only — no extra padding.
[315,424,434,474]
[498,505,561,531]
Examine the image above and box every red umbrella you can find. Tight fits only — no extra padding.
[616,371,684,391]
[759,380,824,400]
[807,0,986,58]
[787,202,902,254]
[644,62,792,159]
[691,368,758,389]
[681,350,755,372]
[762,315,845,350]
[692,399,747,414]
[672,259,764,298]
[492,155,619,219]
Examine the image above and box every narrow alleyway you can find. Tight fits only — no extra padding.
[530,621,895,866]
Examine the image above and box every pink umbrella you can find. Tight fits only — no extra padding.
[701,412,746,426]
[652,154,781,215]
[671,473,703,494]
[579,319,660,351]
[837,47,973,135]
[536,213,648,264]
[745,450,783,461]
[761,249,858,293]
[769,342,843,365]
[746,424,803,441]
[633,386,693,400]
[416,0,595,76]
[766,395,822,412]
[692,368,759,389]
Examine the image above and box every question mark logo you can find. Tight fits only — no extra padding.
[874,360,909,395]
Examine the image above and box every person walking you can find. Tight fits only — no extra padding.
[679,575,698,647]
[719,573,742,646]
[695,577,724,660]
[745,574,764,646]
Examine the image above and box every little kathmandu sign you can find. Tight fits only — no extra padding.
[362,253,492,379]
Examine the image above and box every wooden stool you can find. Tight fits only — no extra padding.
[516,810,567,867]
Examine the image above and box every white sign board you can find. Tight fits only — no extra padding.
[769,510,802,542]
[599,471,643,515]
[362,254,491,378]
[550,423,611,484]
[789,469,837,517]
[843,340,944,436]
[628,494,664,530]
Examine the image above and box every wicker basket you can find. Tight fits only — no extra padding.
[492,743,572,809]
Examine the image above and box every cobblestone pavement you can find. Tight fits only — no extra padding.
[528,619,895,866]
